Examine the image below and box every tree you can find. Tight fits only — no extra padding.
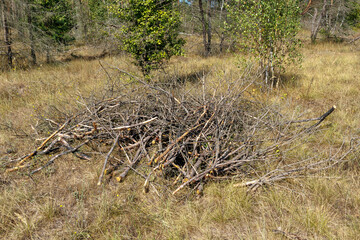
[227,0,302,87]
[32,0,74,44]
[112,0,185,77]
[27,1,37,65]
[309,0,328,43]
[0,0,74,68]
[69,0,115,44]
[217,0,229,53]
[85,0,117,44]
[198,0,212,56]
[303,0,357,43]
[73,0,87,41]
[177,0,231,55]
[25,0,74,63]
[1,0,13,69]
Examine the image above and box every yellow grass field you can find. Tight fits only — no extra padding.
[1,38,360,239]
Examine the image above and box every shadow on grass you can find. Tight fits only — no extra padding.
[278,72,302,88]
[175,70,209,84]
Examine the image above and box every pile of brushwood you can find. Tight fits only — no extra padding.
[4,67,359,195]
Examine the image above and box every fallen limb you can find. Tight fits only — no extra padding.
[116,146,143,182]
[97,134,120,185]
[112,117,157,131]
[29,140,90,175]
[287,105,336,126]
[16,117,73,167]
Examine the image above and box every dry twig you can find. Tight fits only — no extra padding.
[4,66,358,195]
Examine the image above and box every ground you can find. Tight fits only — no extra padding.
[1,38,360,239]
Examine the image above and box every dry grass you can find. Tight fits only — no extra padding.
[288,42,360,125]
[1,38,360,239]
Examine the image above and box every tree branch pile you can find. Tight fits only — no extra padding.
[4,73,359,195]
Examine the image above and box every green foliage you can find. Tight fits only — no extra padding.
[88,0,108,22]
[346,1,360,28]
[32,0,74,44]
[85,0,112,41]
[227,0,302,86]
[111,0,185,77]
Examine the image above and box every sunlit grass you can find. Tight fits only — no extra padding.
[1,38,360,239]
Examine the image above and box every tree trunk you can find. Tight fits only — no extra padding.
[311,0,328,43]
[206,0,212,55]
[46,48,52,64]
[1,0,13,69]
[311,8,318,43]
[219,0,226,53]
[27,4,36,65]
[198,0,209,56]
[75,0,86,41]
